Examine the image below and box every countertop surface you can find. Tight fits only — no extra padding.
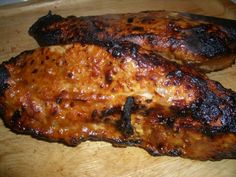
[0,0,236,177]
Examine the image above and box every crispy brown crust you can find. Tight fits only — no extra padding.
[0,41,236,160]
[29,11,236,72]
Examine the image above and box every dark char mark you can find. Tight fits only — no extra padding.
[184,25,229,58]
[181,12,236,40]
[29,11,63,46]
[109,41,171,69]
[127,17,133,23]
[102,106,121,117]
[168,149,182,156]
[0,104,5,118]
[189,77,236,134]
[0,65,10,96]
[165,68,236,135]
[117,97,134,137]
[5,110,24,133]
[10,110,22,129]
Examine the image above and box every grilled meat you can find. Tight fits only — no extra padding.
[29,11,236,72]
[0,41,236,160]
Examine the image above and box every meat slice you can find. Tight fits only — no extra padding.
[29,11,236,72]
[0,41,236,160]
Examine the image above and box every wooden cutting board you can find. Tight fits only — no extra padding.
[0,0,236,177]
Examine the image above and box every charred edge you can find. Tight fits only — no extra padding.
[184,24,230,58]
[3,117,143,149]
[5,119,84,147]
[29,11,63,46]
[87,136,142,147]
[55,96,62,104]
[180,12,236,39]
[10,110,22,128]
[124,139,142,146]
[0,65,10,96]
[144,146,161,157]
[213,150,236,160]
[68,136,86,146]
[117,97,134,137]
[166,71,236,135]
[0,104,5,118]
[180,11,236,27]
[67,135,143,148]
[168,149,182,156]
[188,77,236,134]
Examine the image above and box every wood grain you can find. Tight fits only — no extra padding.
[0,0,236,177]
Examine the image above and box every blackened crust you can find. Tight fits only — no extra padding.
[180,12,236,40]
[184,25,230,58]
[29,11,63,46]
[189,78,236,134]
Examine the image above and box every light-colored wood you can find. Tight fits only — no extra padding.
[0,0,236,177]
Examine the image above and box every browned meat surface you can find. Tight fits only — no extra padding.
[29,11,236,72]
[0,41,236,160]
